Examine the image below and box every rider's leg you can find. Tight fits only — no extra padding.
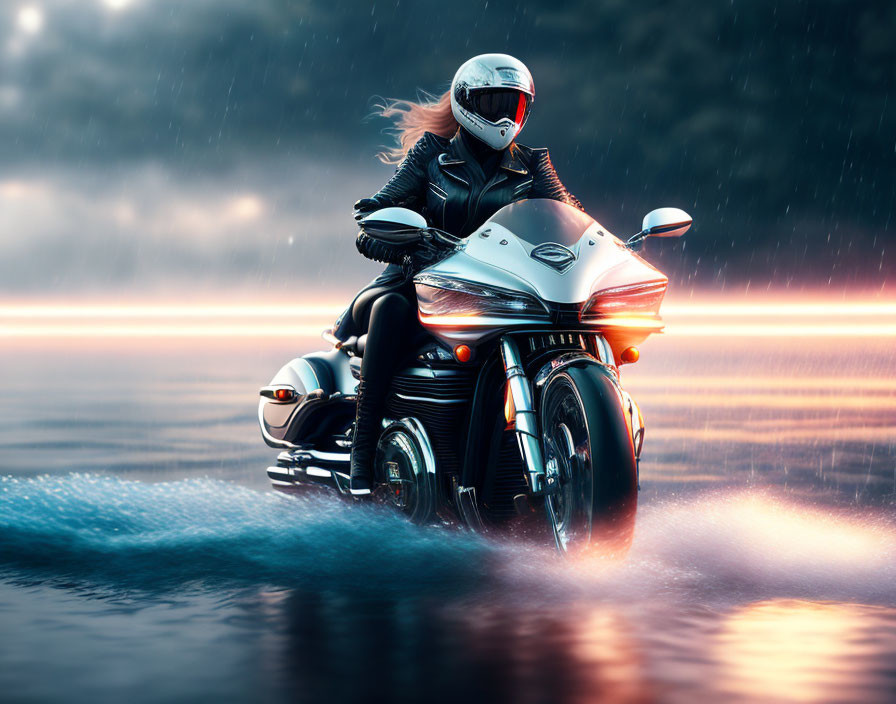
[333,264,405,342]
[349,290,414,495]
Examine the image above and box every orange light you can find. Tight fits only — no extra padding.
[504,383,516,426]
[620,346,640,364]
[454,344,472,363]
[579,315,666,332]
[275,388,293,401]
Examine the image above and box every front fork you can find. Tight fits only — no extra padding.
[499,336,553,495]
[500,334,645,497]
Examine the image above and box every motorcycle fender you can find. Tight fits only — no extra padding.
[534,353,642,456]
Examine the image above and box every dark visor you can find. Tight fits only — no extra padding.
[466,89,530,123]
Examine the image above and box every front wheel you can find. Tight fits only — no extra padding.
[539,365,638,556]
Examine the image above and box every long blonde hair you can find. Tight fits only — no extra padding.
[375,90,459,164]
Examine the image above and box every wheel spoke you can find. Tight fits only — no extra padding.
[542,376,595,554]
[540,367,638,557]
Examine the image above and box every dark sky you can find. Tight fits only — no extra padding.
[1,0,893,296]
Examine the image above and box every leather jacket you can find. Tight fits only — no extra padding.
[355,130,582,265]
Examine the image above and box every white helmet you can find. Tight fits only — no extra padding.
[450,53,534,150]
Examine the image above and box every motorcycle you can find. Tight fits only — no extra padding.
[258,198,690,554]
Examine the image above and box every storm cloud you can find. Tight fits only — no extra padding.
[1,0,893,294]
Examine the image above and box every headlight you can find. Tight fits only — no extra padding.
[580,281,667,321]
[415,274,549,321]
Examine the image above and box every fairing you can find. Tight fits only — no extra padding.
[423,199,665,305]
[416,199,667,343]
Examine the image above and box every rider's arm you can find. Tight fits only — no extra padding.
[354,133,445,264]
[353,132,444,220]
[528,148,584,211]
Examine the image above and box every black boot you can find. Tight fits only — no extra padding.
[348,291,413,497]
[349,379,379,496]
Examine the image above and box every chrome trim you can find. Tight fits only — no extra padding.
[275,448,350,466]
[259,384,298,403]
[594,333,615,366]
[404,417,437,481]
[378,417,438,523]
[394,393,466,405]
[267,464,342,491]
[304,449,350,463]
[530,242,577,274]
[499,335,547,494]
[533,351,598,389]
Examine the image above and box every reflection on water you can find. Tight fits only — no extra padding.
[717,600,896,703]
[0,335,895,703]
[251,590,896,704]
[3,474,896,702]
[270,593,656,704]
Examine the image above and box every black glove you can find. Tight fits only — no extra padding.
[353,198,380,221]
[401,231,457,274]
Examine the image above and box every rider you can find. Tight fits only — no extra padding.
[337,53,583,495]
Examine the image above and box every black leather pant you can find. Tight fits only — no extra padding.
[334,265,404,336]
[337,266,415,476]
[360,290,414,390]
[336,264,420,381]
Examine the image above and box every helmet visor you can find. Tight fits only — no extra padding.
[467,88,531,124]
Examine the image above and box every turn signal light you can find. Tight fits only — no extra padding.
[275,388,295,401]
[620,346,640,364]
[454,344,472,363]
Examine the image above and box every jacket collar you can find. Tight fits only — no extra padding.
[438,132,529,175]
[499,146,529,175]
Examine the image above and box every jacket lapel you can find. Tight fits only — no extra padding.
[483,143,530,194]
[500,145,529,176]
[437,135,470,187]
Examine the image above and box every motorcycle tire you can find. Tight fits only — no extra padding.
[539,364,638,556]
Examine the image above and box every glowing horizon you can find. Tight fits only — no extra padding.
[0,299,892,338]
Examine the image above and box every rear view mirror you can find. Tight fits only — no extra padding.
[360,207,427,242]
[641,208,692,238]
[627,207,692,250]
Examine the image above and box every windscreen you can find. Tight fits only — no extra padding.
[487,199,596,247]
